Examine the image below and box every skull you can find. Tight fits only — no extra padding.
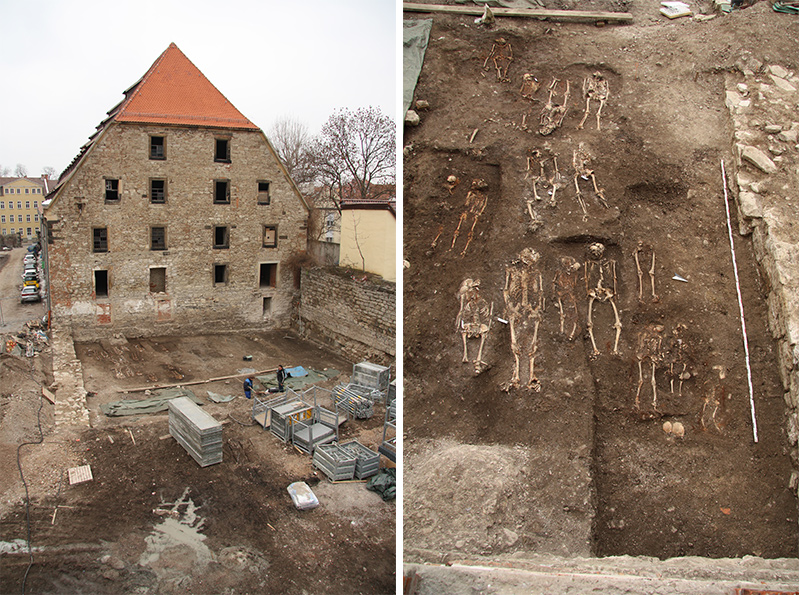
[587,242,605,260]
[518,247,541,266]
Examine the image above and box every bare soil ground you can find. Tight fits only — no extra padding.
[1,330,395,594]
[403,0,798,562]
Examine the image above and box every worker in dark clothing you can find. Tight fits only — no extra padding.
[243,377,254,399]
[276,365,290,392]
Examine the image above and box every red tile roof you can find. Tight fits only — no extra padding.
[114,43,258,130]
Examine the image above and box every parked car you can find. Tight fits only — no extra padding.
[23,268,37,278]
[20,286,41,303]
[23,255,36,265]
[23,278,40,289]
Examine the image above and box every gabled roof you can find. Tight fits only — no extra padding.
[0,176,47,188]
[114,43,258,130]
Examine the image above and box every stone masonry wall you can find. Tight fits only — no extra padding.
[44,122,308,340]
[725,58,799,488]
[298,267,395,364]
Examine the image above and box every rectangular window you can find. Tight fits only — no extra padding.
[33,201,38,207]
[213,264,228,285]
[257,181,271,205]
[9,215,13,223]
[17,201,21,208]
[214,138,230,162]
[26,227,31,236]
[263,297,272,315]
[0,216,5,223]
[263,225,277,248]
[259,263,277,288]
[105,179,119,202]
[213,226,229,249]
[150,179,166,204]
[26,215,30,222]
[25,201,30,208]
[150,267,166,293]
[0,201,3,208]
[34,214,38,222]
[213,179,230,204]
[93,227,108,252]
[151,226,166,250]
[25,188,29,194]
[150,136,165,160]
[95,270,109,298]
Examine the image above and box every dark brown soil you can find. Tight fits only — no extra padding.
[403,1,798,560]
[1,332,395,594]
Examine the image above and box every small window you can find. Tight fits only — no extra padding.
[214,264,228,285]
[214,138,230,163]
[9,215,13,223]
[257,181,271,205]
[263,297,272,316]
[26,227,31,236]
[26,215,30,222]
[0,201,3,208]
[151,226,166,251]
[263,225,277,248]
[25,201,30,208]
[33,201,38,207]
[214,179,230,204]
[0,216,4,223]
[259,263,277,288]
[150,136,165,160]
[150,267,166,293]
[95,270,109,298]
[151,179,166,204]
[105,179,119,202]
[214,226,229,249]
[17,201,21,208]
[34,214,38,222]
[25,188,29,194]
[93,227,108,253]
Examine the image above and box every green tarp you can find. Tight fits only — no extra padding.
[403,19,433,114]
[256,368,339,392]
[101,387,202,416]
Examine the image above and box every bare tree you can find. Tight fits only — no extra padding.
[268,116,313,189]
[42,166,57,180]
[14,163,28,177]
[307,106,395,211]
[0,165,9,176]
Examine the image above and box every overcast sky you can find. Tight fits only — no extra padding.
[0,0,397,178]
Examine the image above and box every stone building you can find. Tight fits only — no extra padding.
[42,43,309,340]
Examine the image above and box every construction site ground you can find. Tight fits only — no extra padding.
[403,0,798,591]
[0,248,396,595]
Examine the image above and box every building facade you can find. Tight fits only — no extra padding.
[43,43,309,340]
[339,197,396,282]
[0,176,53,239]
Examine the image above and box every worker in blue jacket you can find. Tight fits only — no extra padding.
[243,377,254,399]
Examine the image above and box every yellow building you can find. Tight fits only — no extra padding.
[339,198,396,282]
[0,176,55,239]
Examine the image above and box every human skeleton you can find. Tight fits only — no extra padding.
[552,256,581,341]
[584,243,622,358]
[520,73,540,100]
[449,178,489,257]
[573,143,608,221]
[456,278,493,374]
[578,72,610,131]
[502,248,545,392]
[634,324,664,411]
[665,324,692,396]
[633,241,658,303]
[539,78,569,136]
[484,38,513,82]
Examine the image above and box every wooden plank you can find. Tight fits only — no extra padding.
[41,387,56,404]
[122,366,284,394]
[403,2,633,22]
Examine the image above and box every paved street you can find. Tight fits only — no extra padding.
[0,246,45,332]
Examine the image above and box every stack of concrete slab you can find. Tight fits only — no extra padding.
[168,396,222,467]
[339,440,380,480]
[352,361,390,392]
[312,443,357,481]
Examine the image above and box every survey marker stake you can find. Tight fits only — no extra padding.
[721,159,758,443]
